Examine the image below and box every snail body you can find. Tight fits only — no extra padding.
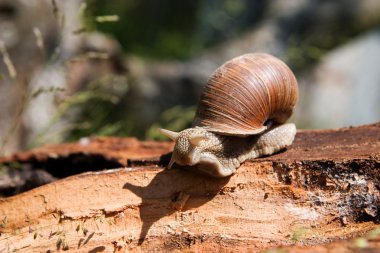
[160,53,298,177]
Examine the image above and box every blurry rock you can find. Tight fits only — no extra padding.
[297,29,380,128]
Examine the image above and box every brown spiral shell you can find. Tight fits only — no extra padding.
[193,53,298,136]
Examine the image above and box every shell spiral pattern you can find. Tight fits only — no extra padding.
[193,53,298,136]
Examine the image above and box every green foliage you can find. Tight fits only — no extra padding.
[290,225,310,243]
[354,237,369,249]
[85,0,200,59]
[353,226,380,249]
[367,226,380,238]
[146,106,195,140]
[30,75,129,147]
[3,0,380,151]
[283,12,380,71]
[84,0,261,59]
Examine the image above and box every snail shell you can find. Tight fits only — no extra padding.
[193,53,298,136]
[159,53,298,177]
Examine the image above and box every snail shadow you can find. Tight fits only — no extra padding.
[123,163,230,245]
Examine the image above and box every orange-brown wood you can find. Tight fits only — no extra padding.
[0,123,379,252]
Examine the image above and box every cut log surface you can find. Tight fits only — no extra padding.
[0,123,379,252]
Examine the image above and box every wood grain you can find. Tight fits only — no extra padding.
[0,123,379,252]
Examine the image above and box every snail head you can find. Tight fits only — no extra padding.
[159,128,231,177]
[159,128,213,169]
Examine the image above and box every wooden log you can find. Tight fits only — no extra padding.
[0,123,379,252]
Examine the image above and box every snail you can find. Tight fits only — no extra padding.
[159,53,298,177]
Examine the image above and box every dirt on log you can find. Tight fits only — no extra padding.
[0,123,379,252]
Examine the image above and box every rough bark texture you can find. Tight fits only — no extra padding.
[0,123,379,252]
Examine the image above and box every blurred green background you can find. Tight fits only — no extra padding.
[86,0,372,64]
[87,0,266,59]
[0,0,380,153]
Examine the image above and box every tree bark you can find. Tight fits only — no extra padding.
[0,123,379,252]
